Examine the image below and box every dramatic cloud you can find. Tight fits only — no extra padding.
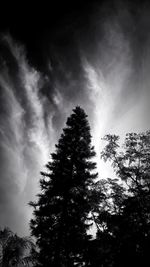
[81,1,150,176]
[0,0,150,235]
[0,35,51,235]
[0,35,98,236]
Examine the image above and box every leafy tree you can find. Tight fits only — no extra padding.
[0,227,35,267]
[30,106,99,267]
[98,131,150,266]
[101,132,150,193]
[87,177,127,267]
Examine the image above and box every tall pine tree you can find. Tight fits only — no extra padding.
[30,106,98,267]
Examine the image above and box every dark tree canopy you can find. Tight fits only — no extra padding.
[0,227,35,267]
[29,112,150,267]
[30,106,99,267]
[92,131,150,267]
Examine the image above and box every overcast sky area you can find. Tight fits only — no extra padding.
[0,0,150,236]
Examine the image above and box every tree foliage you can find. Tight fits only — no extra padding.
[93,131,150,267]
[29,110,150,266]
[0,227,35,267]
[30,106,100,267]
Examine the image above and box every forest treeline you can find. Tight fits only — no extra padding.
[0,106,150,267]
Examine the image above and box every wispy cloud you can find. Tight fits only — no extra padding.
[0,35,52,235]
[81,6,150,178]
[0,34,99,235]
[0,1,150,235]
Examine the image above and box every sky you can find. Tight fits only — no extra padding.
[0,0,150,236]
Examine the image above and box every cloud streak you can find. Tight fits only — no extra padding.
[81,1,150,177]
[0,35,51,235]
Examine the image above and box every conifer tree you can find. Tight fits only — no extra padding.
[30,106,98,267]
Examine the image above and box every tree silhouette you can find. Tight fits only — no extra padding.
[97,131,150,267]
[0,227,35,267]
[30,106,99,267]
